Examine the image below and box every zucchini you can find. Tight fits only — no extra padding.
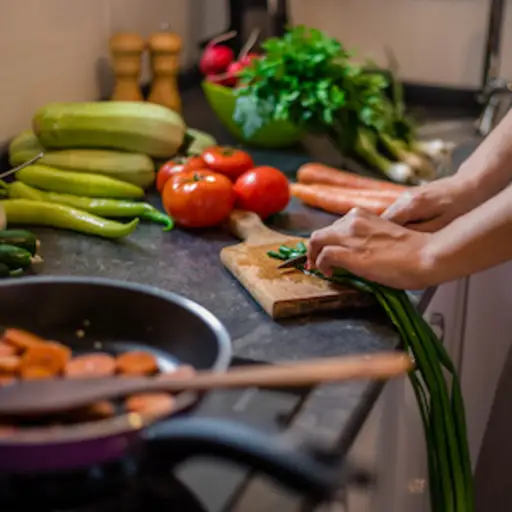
[9,130,44,166]
[33,102,186,158]
[0,230,38,256]
[184,128,217,156]
[9,131,155,188]
[0,244,33,270]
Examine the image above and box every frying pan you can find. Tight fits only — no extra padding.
[0,277,349,499]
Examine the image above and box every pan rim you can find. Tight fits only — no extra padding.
[0,276,232,447]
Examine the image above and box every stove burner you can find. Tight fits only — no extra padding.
[0,458,206,512]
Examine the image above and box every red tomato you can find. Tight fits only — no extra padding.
[233,166,290,219]
[156,156,206,193]
[162,170,235,228]
[201,147,254,181]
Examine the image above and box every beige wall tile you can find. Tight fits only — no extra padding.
[0,0,189,146]
[289,0,488,89]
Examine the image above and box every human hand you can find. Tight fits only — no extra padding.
[382,176,477,232]
[307,208,436,290]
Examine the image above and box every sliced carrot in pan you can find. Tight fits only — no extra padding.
[126,393,175,416]
[3,328,46,350]
[65,353,116,379]
[0,342,17,357]
[116,351,159,376]
[20,342,71,379]
[70,401,116,422]
[0,356,20,374]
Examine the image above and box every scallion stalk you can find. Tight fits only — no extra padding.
[267,248,474,512]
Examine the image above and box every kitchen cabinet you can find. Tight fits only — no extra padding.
[458,262,512,469]
[346,280,467,512]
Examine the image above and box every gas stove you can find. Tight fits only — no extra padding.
[0,357,324,512]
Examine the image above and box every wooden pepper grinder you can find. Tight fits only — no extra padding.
[147,26,182,112]
[109,32,145,102]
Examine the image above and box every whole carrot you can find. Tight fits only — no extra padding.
[305,183,401,201]
[297,163,408,193]
[291,183,393,216]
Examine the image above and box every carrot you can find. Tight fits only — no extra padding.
[20,342,71,379]
[65,353,117,379]
[0,356,20,374]
[125,393,175,416]
[116,351,159,376]
[297,163,408,193]
[304,183,401,201]
[291,183,392,215]
[0,342,17,357]
[3,328,46,351]
[71,401,116,421]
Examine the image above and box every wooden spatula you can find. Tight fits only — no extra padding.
[220,210,372,318]
[0,352,412,417]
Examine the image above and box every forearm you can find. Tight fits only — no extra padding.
[426,184,512,283]
[456,110,512,203]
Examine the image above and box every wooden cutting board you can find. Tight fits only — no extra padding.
[220,210,372,319]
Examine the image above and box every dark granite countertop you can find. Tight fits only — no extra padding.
[1,87,477,455]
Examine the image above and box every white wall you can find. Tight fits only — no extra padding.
[3,0,512,145]
[193,0,512,89]
[0,0,189,144]
[289,0,492,89]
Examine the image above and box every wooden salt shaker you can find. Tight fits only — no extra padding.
[109,32,145,102]
[147,29,182,112]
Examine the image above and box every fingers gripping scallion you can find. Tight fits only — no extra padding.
[267,245,474,512]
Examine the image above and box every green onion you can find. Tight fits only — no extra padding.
[267,247,474,512]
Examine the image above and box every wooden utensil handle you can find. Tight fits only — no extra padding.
[184,351,412,390]
[228,210,284,244]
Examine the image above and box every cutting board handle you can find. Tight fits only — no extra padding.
[228,210,284,245]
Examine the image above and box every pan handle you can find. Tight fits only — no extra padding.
[144,417,339,499]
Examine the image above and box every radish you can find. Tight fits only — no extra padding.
[199,31,236,76]
[239,53,259,66]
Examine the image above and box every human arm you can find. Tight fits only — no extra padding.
[382,109,512,231]
[308,184,512,289]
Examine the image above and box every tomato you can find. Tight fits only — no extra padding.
[233,166,290,219]
[162,170,235,228]
[201,147,254,181]
[156,156,206,193]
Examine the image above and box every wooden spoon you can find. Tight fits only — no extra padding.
[0,352,412,417]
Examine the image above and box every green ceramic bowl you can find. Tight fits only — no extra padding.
[201,81,303,149]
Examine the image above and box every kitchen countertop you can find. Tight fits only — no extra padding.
[2,88,479,438]
[0,87,481,509]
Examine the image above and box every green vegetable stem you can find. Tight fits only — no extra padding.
[267,244,474,512]
[1,199,139,239]
[16,164,144,199]
[8,181,173,231]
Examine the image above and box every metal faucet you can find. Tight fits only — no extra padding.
[476,0,511,136]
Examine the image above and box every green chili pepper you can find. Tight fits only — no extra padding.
[16,164,144,199]
[8,181,173,231]
[1,199,139,239]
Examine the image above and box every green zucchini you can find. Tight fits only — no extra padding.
[9,131,156,188]
[0,244,33,270]
[9,130,44,166]
[33,102,186,158]
[184,128,217,156]
[0,230,38,256]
